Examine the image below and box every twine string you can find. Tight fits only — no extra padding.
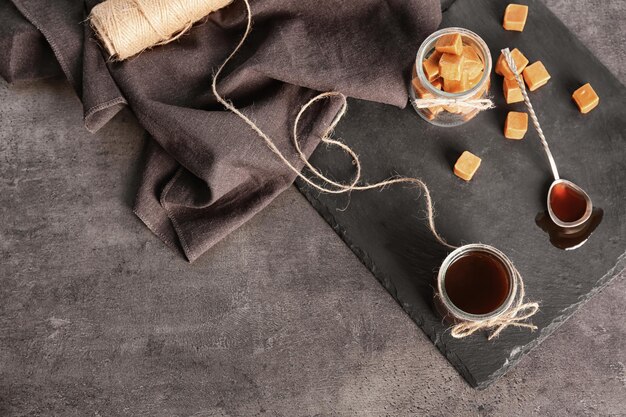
[501,48,560,180]
[413,97,494,110]
[211,0,453,248]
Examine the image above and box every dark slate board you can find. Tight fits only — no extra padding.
[296,0,626,388]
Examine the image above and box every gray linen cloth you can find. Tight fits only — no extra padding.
[0,0,441,262]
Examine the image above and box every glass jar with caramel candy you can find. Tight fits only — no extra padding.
[410,27,492,127]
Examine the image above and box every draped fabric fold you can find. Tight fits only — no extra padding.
[0,0,441,262]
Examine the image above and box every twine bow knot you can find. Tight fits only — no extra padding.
[413,97,495,110]
[450,302,539,340]
[449,266,540,340]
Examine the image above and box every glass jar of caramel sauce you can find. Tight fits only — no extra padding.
[435,244,516,323]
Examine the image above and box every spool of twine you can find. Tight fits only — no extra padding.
[89,0,233,60]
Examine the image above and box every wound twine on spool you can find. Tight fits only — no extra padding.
[413,97,494,110]
[89,0,233,60]
[206,0,537,339]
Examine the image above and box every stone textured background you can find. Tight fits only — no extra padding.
[1,0,624,415]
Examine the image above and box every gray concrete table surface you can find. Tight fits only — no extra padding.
[0,1,624,416]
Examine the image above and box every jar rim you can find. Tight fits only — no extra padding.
[415,27,492,99]
[436,243,517,322]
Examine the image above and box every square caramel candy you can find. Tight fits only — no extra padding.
[422,51,442,82]
[424,105,444,120]
[467,72,483,90]
[443,70,482,96]
[439,53,464,81]
[503,77,523,103]
[522,61,550,91]
[412,77,435,99]
[462,45,481,64]
[431,77,443,90]
[503,4,528,32]
[495,48,528,79]
[435,33,463,56]
[572,83,599,114]
[473,75,491,96]
[504,111,528,139]
[443,71,469,94]
[462,45,483,79]
[443,74,482,113]
[443,104,461,114]
[454,151,482,181]
[446,73,483,113]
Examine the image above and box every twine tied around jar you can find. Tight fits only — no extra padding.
[413,97,494,110]
[445,261,540,340]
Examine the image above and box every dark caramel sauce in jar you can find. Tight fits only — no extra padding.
[549,183,588,223]
[444,251,511,315]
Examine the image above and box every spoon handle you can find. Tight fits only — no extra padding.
[501,48,560,181]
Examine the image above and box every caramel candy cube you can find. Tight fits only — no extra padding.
[443,71,469,94]
[430,105,444,116]
[522,61,550,91]
[431,77,443,90]
[454,151,482,181]
[424,111,436,121]
[572,83,599,114]
[504,111,528,140]
[503,77,523,103]
[470,80,489,100]
[435,33,463,56]
[467,72,483,90]
[464,60,484,80]
[443,104,462,114]
[445,73,482,112]
[442,106,459,114]
[439,53,464,81]
[471,76,490,99]
[412,77,435,99]
[462,46,483,79]
[503,4,528,32]
[462,45,482,64]
[425,105,444,120]
[495,48,528,79]
[444,69,482,96]
[422,51,442,82]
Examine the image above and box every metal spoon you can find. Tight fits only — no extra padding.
[547,179,593,228]
[501,48,593,228]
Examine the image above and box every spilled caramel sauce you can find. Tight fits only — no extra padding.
[536,208,604,250]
